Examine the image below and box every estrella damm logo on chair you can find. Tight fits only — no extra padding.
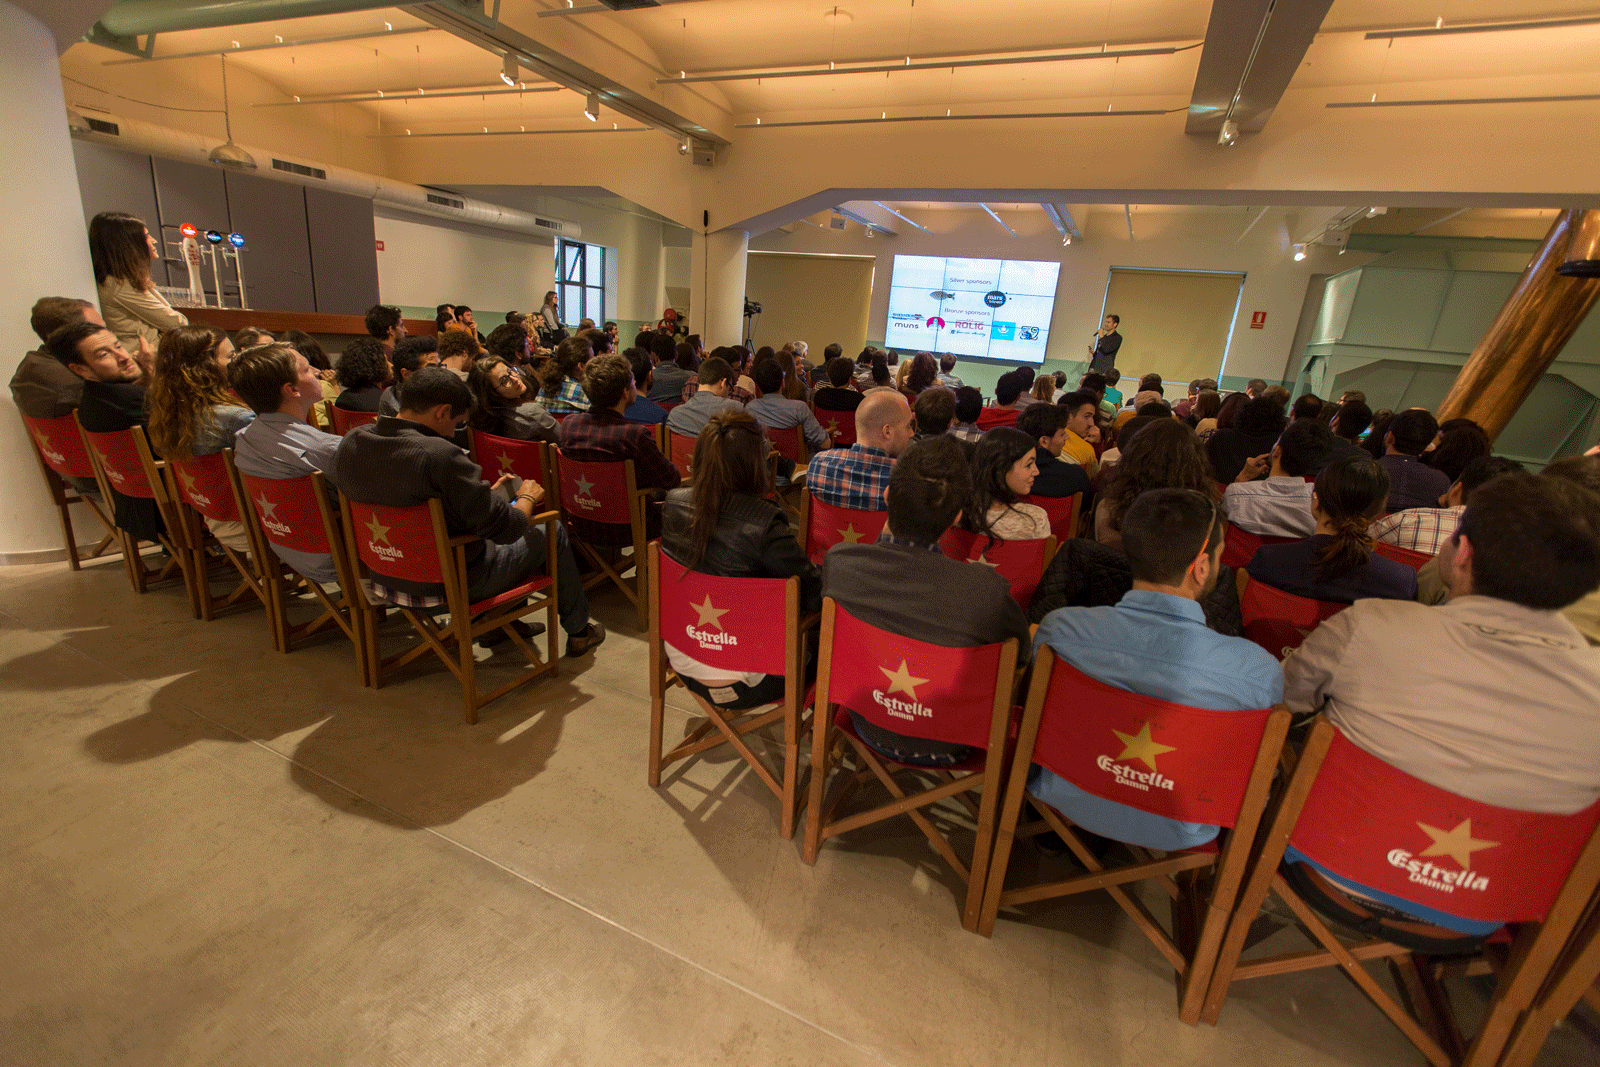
[1385,819,1499,895]
[685,595,736,652]
[1096,722,1177,792]
[32,431,65,466]
[364,514,403,561]
[176,468,210,509]
[873,660,932,723]
[254,494,292,538]
[572,475,602,511]
[93,448,125,486]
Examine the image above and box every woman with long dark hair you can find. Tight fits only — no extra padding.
[1094,418,1218,549]
[537,335,592,414]
[1246,455,1416,602]
[144,326,255,551]
[661,410,820,710]
[963,427,1050,543]
[902,352,938,400]
[90,212,188,353]
[467,355,558,442]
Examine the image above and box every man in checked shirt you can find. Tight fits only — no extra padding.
[804,389,914,511]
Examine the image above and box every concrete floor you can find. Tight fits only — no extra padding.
[2,553,1595,1067]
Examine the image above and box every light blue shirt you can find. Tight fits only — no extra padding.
[746,393,829,449]
[233,412,342,583]
[1029,589,1284,851]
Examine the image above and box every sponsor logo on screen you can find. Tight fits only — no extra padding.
[925,316,945,329]
[984,290,1007,308]
[990,322,1016,341]
[1018,326,1041,341]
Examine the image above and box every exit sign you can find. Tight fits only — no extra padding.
[1249,311,1267,329]
[375,240,385,252]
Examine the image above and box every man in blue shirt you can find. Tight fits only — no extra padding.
[1030,488,1284,851]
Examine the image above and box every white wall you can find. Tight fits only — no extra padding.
[374,209,553,315]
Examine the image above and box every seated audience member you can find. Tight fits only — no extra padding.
[1080,371,1114,418]
[1098,414,1159,471]
[1129,372,1163,407]
[336,368,605,656]
[912,386,960,446]
[229,343,343,583]
[467,355,559,444]
[1379,408,1451,512]
[1322,397,1372,467]
[962,427,1051,543]
[948,386,984,443]
[1426,419,1491,485]
[435,304,456,332]
[1364,410,1396,460]
[364,304,406,355]
[621,348,669,425]
[1029,375,1057,406]
[851,347,875,390]
[661,411,821,710]
[1263,384,1291,410]
[806,389,913,511]
[647,339,696,404]
[776,347,810,402]
[1102,368,1124,409]
[437,329,481,382]
[730,347,759,400]
[937,352,963,388]
[333,338,391,412]
[747,360,829,453]
[1094,418,1218,549]
[1188,389,1221,432]
[1245,378,1267,399]
[145,326,255,552]
[1222,419,1335,538]
[667,356,745,438]
[537,335,592,414]
[380,336,441,416]
[1372,455,1522,555]
[1291,393,1324,422]
[1205,391,1248,439]
[1246,456,1417,603]
[1173,379,1202,420]
[823,436,1031,765]
[813,356,864,416]
[1031,489,1283,851]
[1017,404,1091,500]
[486,322,534,369]
[1055,390,1101,476]
[603,321,619,349]
[12,296,99,419]
[1538,456,1600,646]
[1206,394,1288,483]
[1282,472,1600,943]
[901,352,938,400]
[975,371,1027,430]
[233,326,273,351]
[455,306,486,344]
[867,354,893,391]
[47,321,164,541]
[559,353,681,543]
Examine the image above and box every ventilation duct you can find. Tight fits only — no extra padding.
[70,112,580,240]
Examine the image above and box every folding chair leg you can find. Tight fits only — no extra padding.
[56,502,81,571]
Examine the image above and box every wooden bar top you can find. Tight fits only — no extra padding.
[181,307,437,338]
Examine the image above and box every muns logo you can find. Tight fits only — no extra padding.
[873,660,932,723]
[1387,819,1499,894]
[254,494,292,538]
[1097,722,1177,792]
[572,475,602,511]
[365,514,403,561]
[684,595,735,651]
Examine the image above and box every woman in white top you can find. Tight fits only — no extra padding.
[964,427,1051,544]
[539,290,561,331]
[90,212,187,354]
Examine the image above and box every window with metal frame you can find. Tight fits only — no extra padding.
[557,238,607,329]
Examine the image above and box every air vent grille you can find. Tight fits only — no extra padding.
[271,158,326,180]
[86,118,120,136]
[534,218,562,230]
[426,193,465,210]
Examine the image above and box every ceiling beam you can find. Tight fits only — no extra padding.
[658,45,1191,84]
[979,204,1018,237]
[832,204,896,237]
[256,84,562,106]
[872,202,930,234]
[1041,203,1081,241]
[101,25,431,64]
[1185,0,1335,138]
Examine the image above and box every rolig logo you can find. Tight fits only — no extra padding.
[873,659,932,723]
[1385,819,1498,894]
[1098,722,1177,793]
[685,595,736,652]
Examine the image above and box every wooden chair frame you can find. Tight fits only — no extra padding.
[328,405,378,436]
[341,497,562,723]
[804,598,1019,931]
[228,459,368,686]
[1494,889,1600,1067]
[646,543,817,839]
[77,418,187,599]
[20,415,122,570]
[165,450,266,623]
[1201,718,1600,1067]
[554,451,651,629]
[976,648,1290,1024]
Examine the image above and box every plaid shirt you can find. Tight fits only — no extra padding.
[947,422,983,443]
[369,582,446,610]
[805,444,895,511]
[543,376,590,414]
[1371,505,1463,555]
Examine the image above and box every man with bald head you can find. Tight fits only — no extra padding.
[804,388,914,511]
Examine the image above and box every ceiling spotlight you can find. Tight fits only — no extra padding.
[1292,243,1307,261]
[1218,120,1239,147]
[678,138,690,155]
[501,54,518,86]
[584,91,600,121]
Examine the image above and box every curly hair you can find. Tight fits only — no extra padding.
[145,326,237,462]
[538,335,592,398]
[1100,419,1219,535]
[335,338,392,391]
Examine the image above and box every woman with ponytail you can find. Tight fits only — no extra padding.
[1245,455,1417,603]
[660,410,820,711]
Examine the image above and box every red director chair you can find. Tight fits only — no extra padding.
[167,449,266,622]
[798,489,889,566]
[553,450,650,629]
[647,544,816,839]
[328,406,378,436]
[470,430,554,504]
[976,650,1288,1024]
[938,529,1057,608]
[805,598,1020,931]
[1201,720,1600,1067]
[77,420,187,599]
[1236,571,1348,660]
[20,412,120,569]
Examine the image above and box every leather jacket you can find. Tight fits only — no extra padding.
[661,489,821,613]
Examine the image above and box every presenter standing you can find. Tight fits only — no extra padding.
[1087,314,1121,375]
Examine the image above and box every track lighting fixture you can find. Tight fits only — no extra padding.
[501,54,517,87]
[584,91,600,121]
[1218,120,1238,146]
[1293,243,1307,261]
